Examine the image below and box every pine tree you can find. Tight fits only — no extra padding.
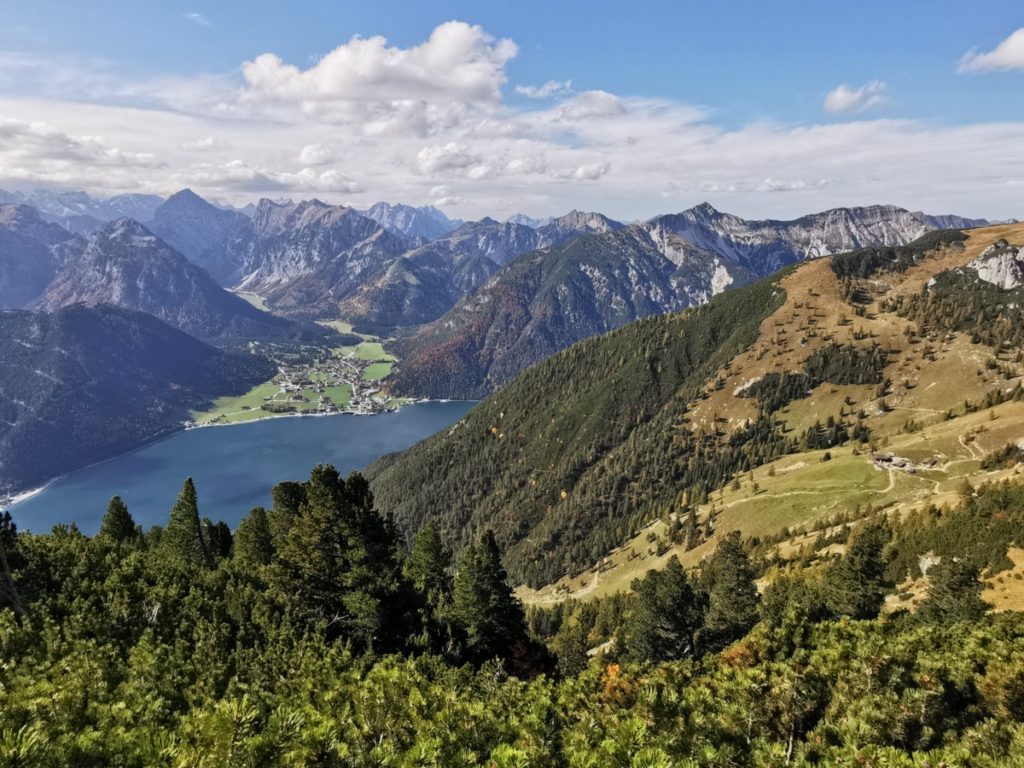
[268,481,306,547]
[233,507,274,566]
[918,558,988,623]
[162,478,210,567]
[202,519,233,562]
[824,521,890,619]
[553,615,591,677]
[700,531,759,651]
[98,496,136,543]
[404,523,454,652]
[0,512,26,619]
[451,530,530,665]
[683,507,701,551]
[273,466,415,651]
[621,556,703,663]
[405,522,452,607]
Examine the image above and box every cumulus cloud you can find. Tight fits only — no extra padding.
[823,81,888,114]
[236,21,516,132]
[570,162,610,181]
[298,142,335,165]
[959,28,1024,72]
[415,142,479,174]
[183,12,211,27]
[515,79,572,99]
[180,136,228,151]
[0,21,1022,220]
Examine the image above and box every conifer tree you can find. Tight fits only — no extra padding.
[268,481,306,547]
[552,615,591,677]
[451,530,530,664]
[700,531,759,650]
[918,558,988,623]
[162,478,210,567]
[824,521,890,619]
[202,519,233,562]
[404,523,454,652]
[0,512,26,619]
[405,522,452,606]
[274,466,414,651]
[98,496,136,543]
[233,506,274,567]
[621,556,703,663]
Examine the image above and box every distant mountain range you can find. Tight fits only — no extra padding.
[0,304,274,495]
[360,202,462,241]
[0,186,998,368]
[391,204,987,398]
[0,189,164,235]
[34,218,305,343]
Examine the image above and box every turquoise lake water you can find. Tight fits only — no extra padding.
[8,401,473,534]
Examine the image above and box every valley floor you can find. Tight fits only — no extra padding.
[189,320,403,426]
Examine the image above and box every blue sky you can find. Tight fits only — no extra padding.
[0,1,1022,219]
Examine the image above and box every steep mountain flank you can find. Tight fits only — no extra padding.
[233,199,411,318]
[0,304,274,495]
[371,223,1024,590]
[35,218,300,343]
[0,204,81,308]
[337,211,622,333]
[147,189,251,283]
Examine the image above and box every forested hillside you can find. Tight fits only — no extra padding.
[372,223,1024,592]
[371,276,787,586]
[0,305,274,495]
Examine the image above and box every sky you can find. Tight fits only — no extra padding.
[0,1,1022,221]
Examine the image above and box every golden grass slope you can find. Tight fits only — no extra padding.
[520,223,1024,606]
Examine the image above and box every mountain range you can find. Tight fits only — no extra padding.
[391,204,988,398]
[360,201,462,241]
[0,188,164,235]
[0,186,993,348]
[34,218,304,343]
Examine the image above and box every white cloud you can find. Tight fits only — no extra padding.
[515,79,572,99]
[552,90,625,121]
[0,21,1022,221]
[235,21,516,115]
[298,142,335,165]
[180,136,228,151]
[571,162,610,181]
[183,12,211,28]
[959,28,1024,73]
[415,142,479,174]
[823,81,888,114]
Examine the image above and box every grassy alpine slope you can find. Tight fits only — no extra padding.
[371,222,1024,594]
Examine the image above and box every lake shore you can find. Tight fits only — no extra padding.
[2,398,474,512]
[7,400,477,534]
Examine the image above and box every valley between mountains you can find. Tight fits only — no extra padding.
[5,193,1024,765]
[4,186,1024,612]
[0,188,984,498]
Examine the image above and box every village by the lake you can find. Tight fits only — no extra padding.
[188,330,408,426]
